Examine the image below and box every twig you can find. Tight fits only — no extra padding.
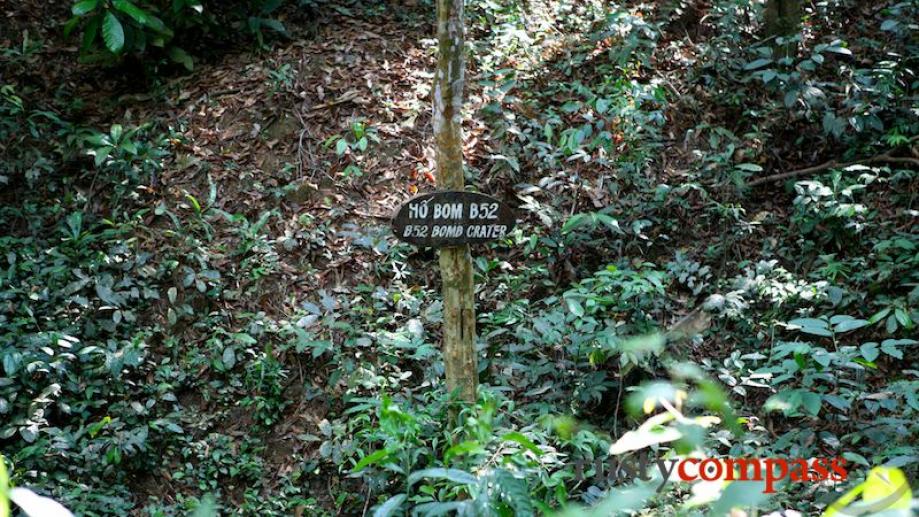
[361,484,372,517]
[353,210,392,220]
[305,90,362,117]
[294,108,309,179]
[748,140,919,187]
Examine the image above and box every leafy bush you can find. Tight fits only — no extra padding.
[64,0,288,69]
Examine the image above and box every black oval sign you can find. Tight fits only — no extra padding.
[392,191,516,247]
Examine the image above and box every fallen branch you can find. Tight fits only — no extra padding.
[748,138,919,187]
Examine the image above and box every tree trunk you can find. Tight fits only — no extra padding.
[433,0,477,402]
[763,0,802,57]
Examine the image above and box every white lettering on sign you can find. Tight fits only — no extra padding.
[402,225,429,238]
[468,203,499,220]
[465,225,507,239]
[408,200,430,219]
[433,203,463,220]
[431,225,464,238]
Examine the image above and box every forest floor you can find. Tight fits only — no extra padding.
[2,0,917,515]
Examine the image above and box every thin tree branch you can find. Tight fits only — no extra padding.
[748,141,919,187]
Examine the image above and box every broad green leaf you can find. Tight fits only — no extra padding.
[868,307,891,324]
[113,0,150,25]
[825,45,852,55]
[95,284,123,306]
[102,12,125,53]
[190,494,217,517]
[735,163,763,172]
[221,347,236,369]
[842,452,869,466]
[835,318,869,333]
[596,213,623,234]
[801,391,822,416]
[373,494,406,517]
[744,58,772,70]
[169,46,194,71]
[596,98,611,114]
[765,390,801,414]
[412,502,470,516]
[335,138,348,156]
[501,432,543,456]
[71,0,98,15]
[860,343,880,362]
[352,449,391,472]
[564,296,584,318]
[561,213,589,233]
[407,468,477,487]
[894,308,912,328]
[787,318,832,337]
[444,440,484,462]
[708,480,772,515]
[552,482,656,517]
[880,19,898,31]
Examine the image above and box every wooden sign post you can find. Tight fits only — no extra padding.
[392,0,514,404]
[431,0,476,403]
[391,190,515,403]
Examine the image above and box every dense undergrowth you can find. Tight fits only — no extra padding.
[1,0,917,515]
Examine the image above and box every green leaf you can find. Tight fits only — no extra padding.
[788,317,832,337]
[412,502,469,516]
[825,45,852,56]
[352,449,391,472]
[102,12,125,53]
[444,440,484,462]
[894,308,912,328]
[81,16,101,51]
[880,19,898,31]
[765,390,801,415]
[72,0,99,15]
[596,213,623,234]
[868,307,891,324]
[168,46,194,71]
[553,482,656,517]
[561,213,589,233]
[191,494,218,517]
[259,18,287,35]
[880,339,910,359]
[407,468,477,487]
[95,284,123,306]
[221,347,236,369]
[335,138,349,156]
[564,296,584,318]
[113,0,150,25]
[373,494,407,517]
[501,432,543,456]
[743,58,772,70]
[842,451,869,466]
[709,480,773,515]
[596,98,611,114]
[834,318,869,333]
[735,163,763,172]
[801,391,822,416]
[860,342,879,362]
